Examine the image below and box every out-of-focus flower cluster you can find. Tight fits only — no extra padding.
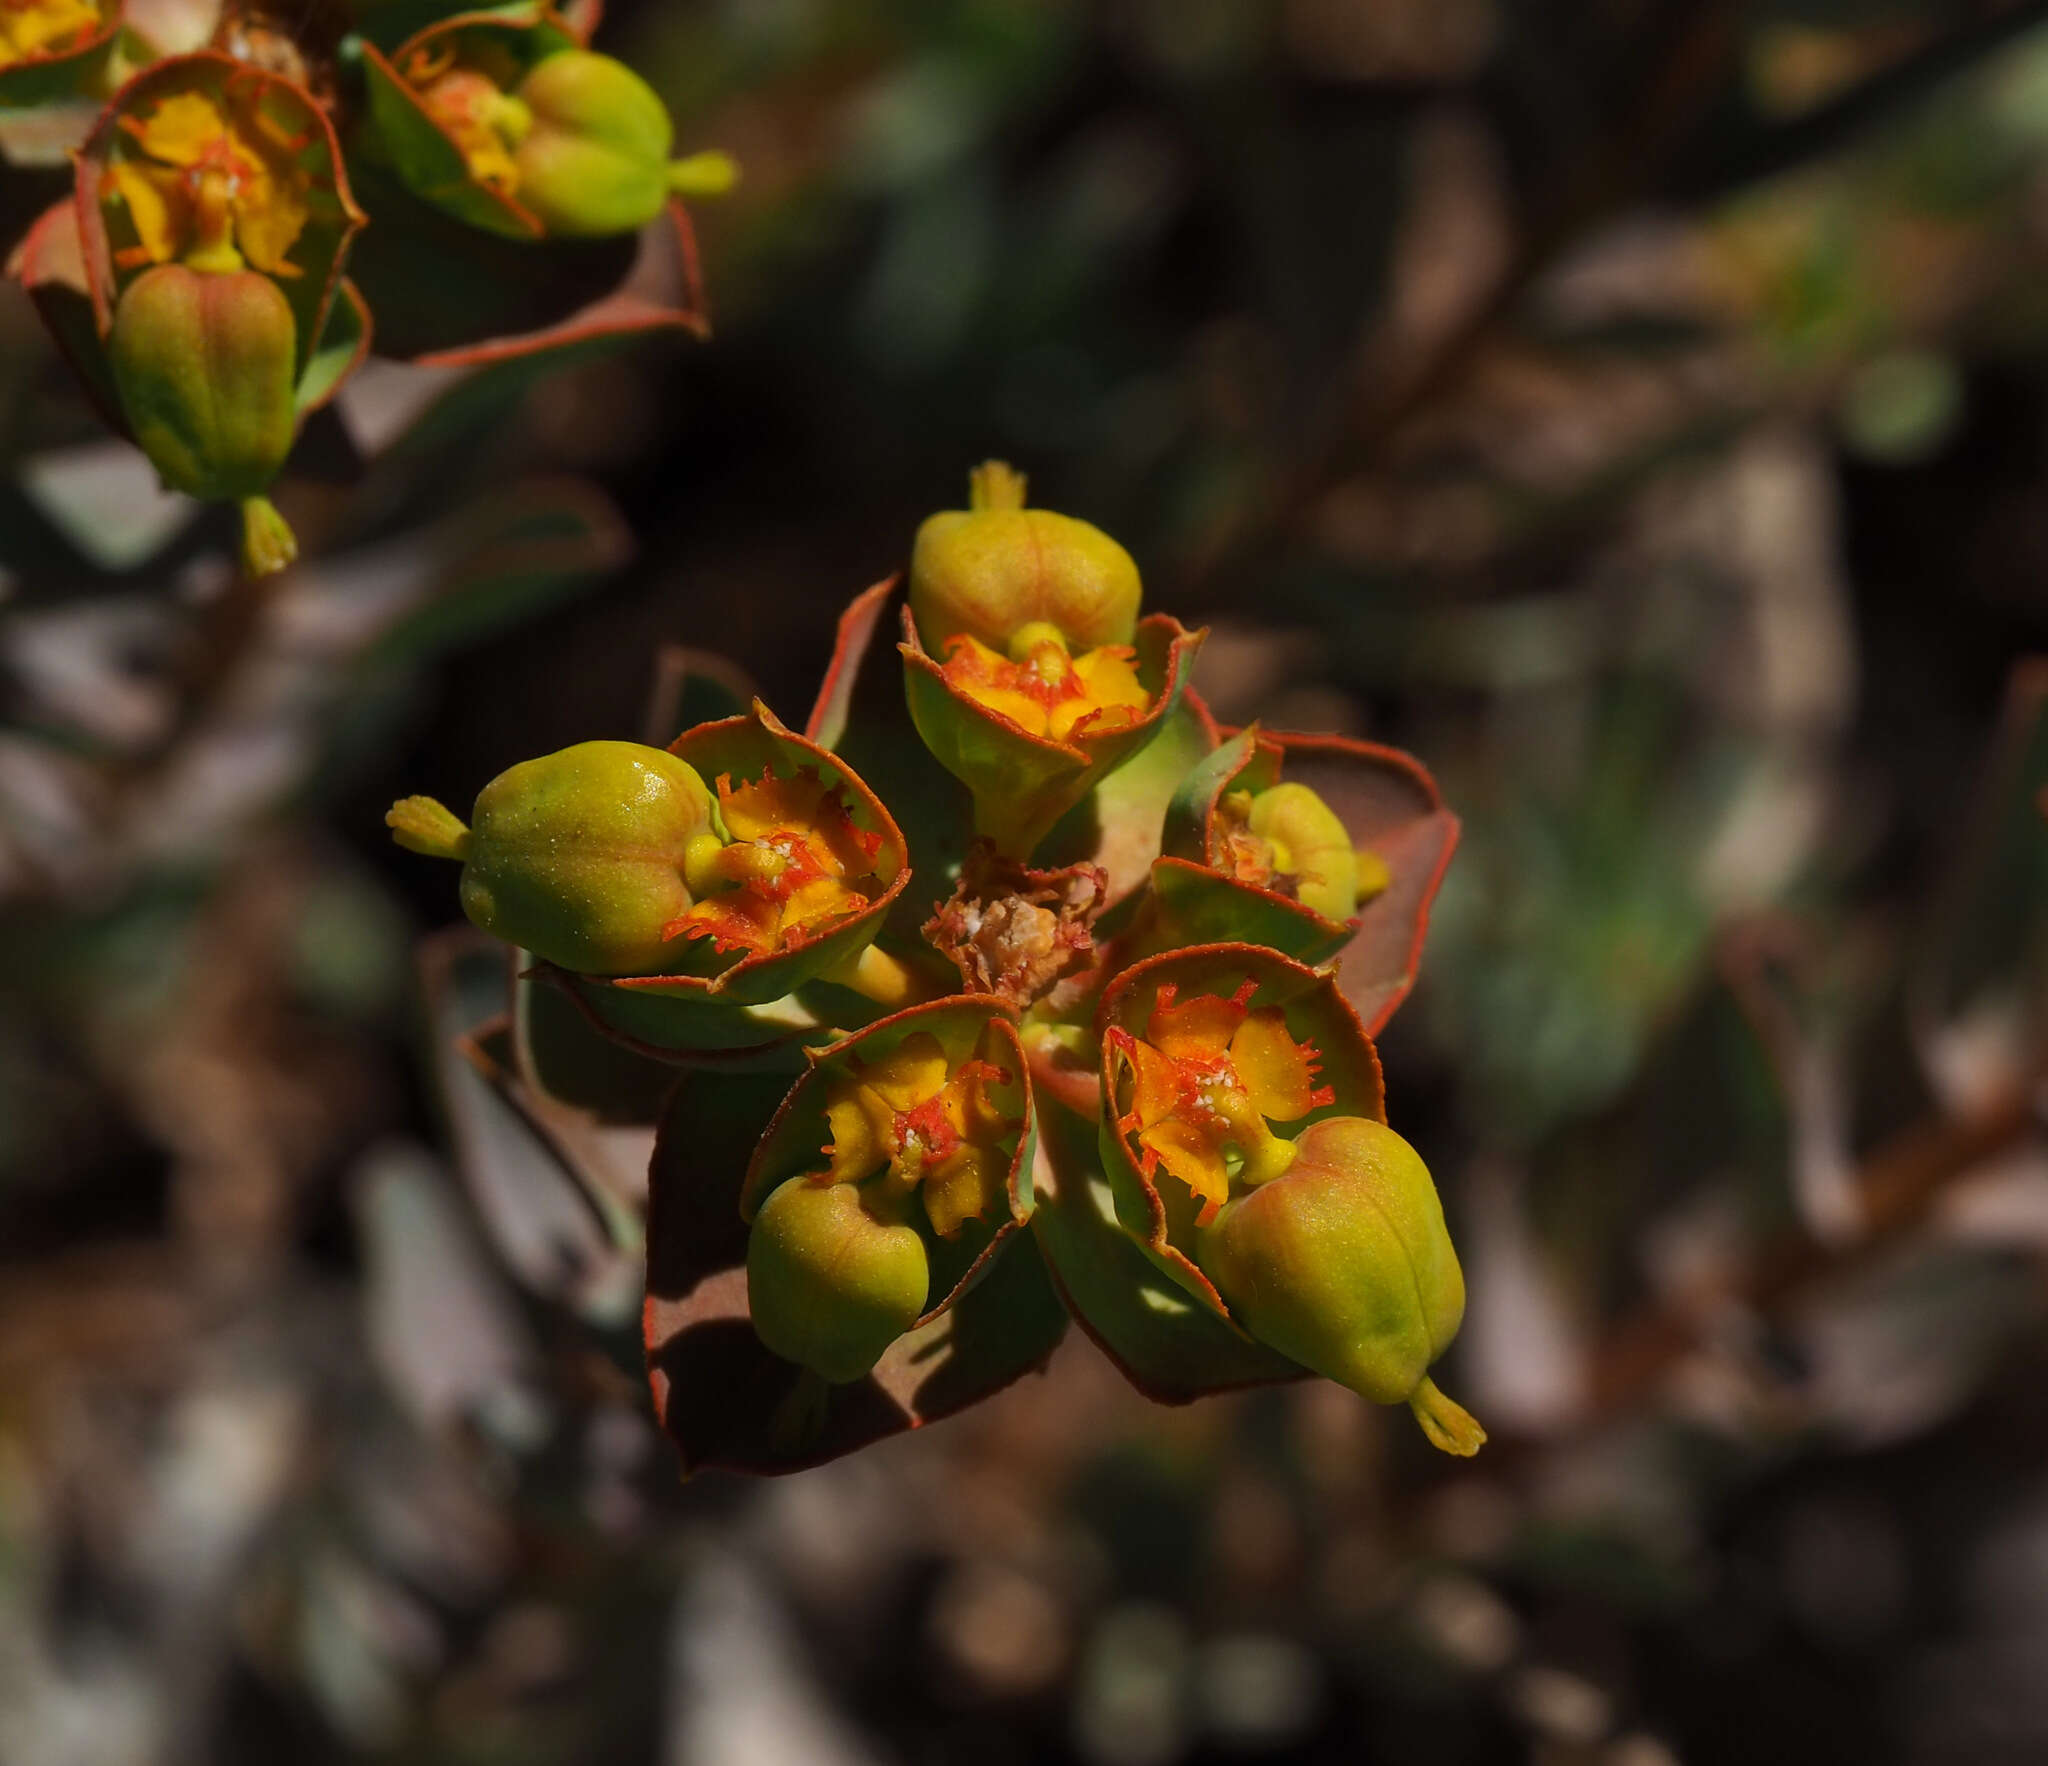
[3,0,732,575]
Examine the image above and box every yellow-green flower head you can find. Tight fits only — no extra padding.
[104,88,311,278]
[1105,977,1331,1224]
[404,41,737,239]
[746,1024,1025,1383]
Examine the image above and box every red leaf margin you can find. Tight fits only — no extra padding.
[410,197,710,369]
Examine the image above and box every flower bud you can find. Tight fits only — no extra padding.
[389,740,719,976]
[509,49,678,237]
[1195,1116,1484,1455]
[746,1175,930,1384]
[109,262,296,504]
[910,461,1141,655]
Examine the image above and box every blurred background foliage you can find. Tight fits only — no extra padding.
[7,0,2048,1761]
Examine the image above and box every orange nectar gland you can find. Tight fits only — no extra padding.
[1106,980,1333,1223]
[665,766,883,959]
[820,1031,1017,1238]
[106,88,313,278]
[0,0,99,64]
[938,620,1149,743]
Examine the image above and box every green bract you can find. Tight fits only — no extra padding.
[0,0,121,110]
[901,603,1202,859]
[394,463,1474,1474]
[1092,943,1481,1454]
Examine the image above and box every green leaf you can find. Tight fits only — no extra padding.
[805,578,980,940]
[513,963,676,1124]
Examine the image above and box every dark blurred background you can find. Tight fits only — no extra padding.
[7,1,2048,1761]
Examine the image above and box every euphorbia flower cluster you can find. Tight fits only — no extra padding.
[393,464,1478,1474]
[6,0,731,576]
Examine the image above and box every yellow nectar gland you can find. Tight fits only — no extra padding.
[818,1030,1018,1238]
[666,766,883,959]
[1106,980,1333,1223]
[105,87,312,277]
[938,620,1149,743]
[404,45,532,196]
[1214,783,1390,921]
[0,0,100,64]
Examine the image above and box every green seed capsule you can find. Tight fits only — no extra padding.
[109,263,297,503]
[389,740,718,976]
[1196,1116,1484,1455]
[910,461,1141,656]
[510,50,675,237]
[747,1176,930,1383]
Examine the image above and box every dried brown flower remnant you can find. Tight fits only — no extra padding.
[924,846,1107,1005]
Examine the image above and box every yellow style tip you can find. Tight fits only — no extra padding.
[386,796,471,861]
[238,496,296,578]
[1409,1376,1486,1457]
[968,459,1027,511]
[667,150,739,198]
